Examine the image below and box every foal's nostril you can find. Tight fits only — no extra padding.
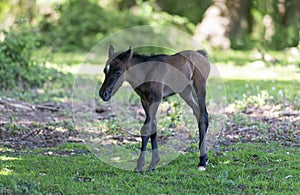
[100,90,111,101]
[103,91,108,98]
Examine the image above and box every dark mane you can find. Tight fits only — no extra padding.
[133,50,208,62]
[132,53,168,62]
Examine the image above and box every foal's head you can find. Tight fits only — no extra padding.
[99,45,132,101]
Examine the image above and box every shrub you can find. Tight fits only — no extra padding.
[0,28,64,89]
[132,1,195,34]
[235,90,274,111]
[38,0,195,52]
[39,0,145,51]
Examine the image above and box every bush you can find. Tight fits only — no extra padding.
[39,0,145,51]
[38,0,195,52]
[132,1,195,34]
[0,28,63,89]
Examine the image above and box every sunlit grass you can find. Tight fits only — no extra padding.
[216,64,299,81]
[0,156,21,161]
[223,79,299,105]
[210,49,300,67]
[0,168,14,176]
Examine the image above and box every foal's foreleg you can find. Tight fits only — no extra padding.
[135,133,149,172]
[135,101,160,172]
[147,132,160,171]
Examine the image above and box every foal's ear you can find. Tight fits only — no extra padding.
[108,45,114,58]
[119,47,133,61]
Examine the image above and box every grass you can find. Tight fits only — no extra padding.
[223,79,299,104]
[0,49,299,194]
[0,142,299,194]
[209,48,300,66]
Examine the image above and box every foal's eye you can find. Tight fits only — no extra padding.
[115,70,123,76]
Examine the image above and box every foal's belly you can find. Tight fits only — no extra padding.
[134,83,176,100]
[162,85,176,99]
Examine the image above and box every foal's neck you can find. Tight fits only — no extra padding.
[125,54,152,88]
[128,54,145,67]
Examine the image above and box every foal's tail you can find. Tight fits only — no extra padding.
[196,50,208,59]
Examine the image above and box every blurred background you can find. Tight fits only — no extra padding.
[1,0,299,51]
[0,0,299,89]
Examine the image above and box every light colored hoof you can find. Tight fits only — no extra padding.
[198,158,208,171]
[198,166,206,171]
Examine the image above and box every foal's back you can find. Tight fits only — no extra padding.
[161,50,210,81]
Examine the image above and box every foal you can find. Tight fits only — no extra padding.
[99,45,210,172]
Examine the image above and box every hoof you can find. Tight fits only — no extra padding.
[197,166,206,171]
[198,154,208,171]
[146,167,156,172]
[134,168,143,174]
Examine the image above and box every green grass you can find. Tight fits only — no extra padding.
[0,142,299,194]
[209,49,300,66]
[224,79,299,104]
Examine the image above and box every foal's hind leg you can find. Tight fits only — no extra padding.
[193,81,209,171]
[179,84,200,121]
[180,84,208,171]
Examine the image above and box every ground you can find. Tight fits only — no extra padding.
[0,96,299,150]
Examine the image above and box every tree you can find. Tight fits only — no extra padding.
[194,0,251,50]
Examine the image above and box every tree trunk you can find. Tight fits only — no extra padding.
[194,0,251,49]
[278,0,300,26]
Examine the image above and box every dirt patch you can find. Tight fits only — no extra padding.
[0,97,77,149]
[0,97,299,150]
[218,103,300,147]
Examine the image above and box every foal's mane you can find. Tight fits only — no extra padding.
[132,50,208,62]
[132,52,168,62]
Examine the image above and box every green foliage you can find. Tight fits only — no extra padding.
[271,24,299,50]
[38,0,195,52]
[39,0,145,51]
[0,0,10,20]
[249,0,300,50]
[156,0,211,24]
[118,0,211,24]
[270,0,300,50]
[0,28,40,89]
[236,91,274,111]
[165,98,183,128]
[133,0,195,34]
[0,28,67,89]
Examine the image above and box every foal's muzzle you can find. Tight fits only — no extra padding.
[99,90,111,101]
